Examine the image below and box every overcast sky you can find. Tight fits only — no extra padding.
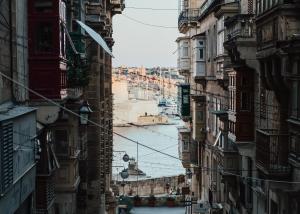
[112,0,179,68]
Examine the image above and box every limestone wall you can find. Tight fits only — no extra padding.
[116,175,186,196]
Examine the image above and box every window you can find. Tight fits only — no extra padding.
[183,46,189,57]
[241,91,250,111]
[290,134,300,155]
[260,89,266,118]
[182,41,189,58]
[54,130,69,156]
[183,141,189,151]
[35,22,53,52]
[34,0,53,13]
[207,30,210,60]
[196,110,204,122]
[206,156,209,175]
[60,24,66,57]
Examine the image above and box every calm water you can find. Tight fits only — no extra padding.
[112,81,185,179]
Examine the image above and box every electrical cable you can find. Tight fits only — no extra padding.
[122,14,177,29]
[0,71,181,162]
[125,6,178,11]
[2,72,300,183]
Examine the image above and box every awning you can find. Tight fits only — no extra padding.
[76,20,113,57]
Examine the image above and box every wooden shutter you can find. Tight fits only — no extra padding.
[0,122,13,194]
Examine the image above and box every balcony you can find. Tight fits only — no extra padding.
[65,32,88,100]
[256,3,300,54]
[256,129,291,176]
[86,2,102,13]
[85,14,106,26]
[224,14,256,68]
[178,9,200,34]
[225,14,254,41]
[110,0,125,15]
[215,57,231,81]
[85,2,106,27]
[288,134,300,166]
[177,58,191,75]
[176,37,191,75]
[178,127,198,168]
[191,95,206,141]
[177,84,190,121]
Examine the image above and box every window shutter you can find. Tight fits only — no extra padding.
[0,122,13,194]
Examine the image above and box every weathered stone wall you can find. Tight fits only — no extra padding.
[116,175,186,196]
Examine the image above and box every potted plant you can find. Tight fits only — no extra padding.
[148,194,156,207]
[133,195,141,207]
[166,196,176,207]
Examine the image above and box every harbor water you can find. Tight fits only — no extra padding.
[112,80,185,179]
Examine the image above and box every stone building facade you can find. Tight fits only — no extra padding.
[176,0,300,213]
[0,1,37,213]
[0,1,124,214]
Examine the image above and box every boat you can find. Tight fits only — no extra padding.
[165,99,177,108]
[158,97,167,107]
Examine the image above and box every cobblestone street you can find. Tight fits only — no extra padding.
[131,207,185,214]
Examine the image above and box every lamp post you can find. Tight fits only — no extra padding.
[79,101,92,125]
[120,169,129,196]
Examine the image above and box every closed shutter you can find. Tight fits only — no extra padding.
[0,122,13,194]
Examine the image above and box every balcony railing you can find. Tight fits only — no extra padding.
[178,9,200,32]
[256,129,290,175]
[225,14,255,42]
[200,0,237,16]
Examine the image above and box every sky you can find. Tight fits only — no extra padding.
[112,0,179,68]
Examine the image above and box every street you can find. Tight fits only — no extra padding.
[131,207,185,214]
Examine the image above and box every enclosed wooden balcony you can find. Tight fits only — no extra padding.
[256,129,291,176]
[177,84,190,121]
[178,127,198,168]
[178,9,200,34]
[176,36,191,76]
[110,0,125,15]
[85,3,106,27]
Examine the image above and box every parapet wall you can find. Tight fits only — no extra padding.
[116,175,186,196]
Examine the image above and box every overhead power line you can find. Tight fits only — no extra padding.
[2,71,300,184]
[126,6,178,11]
[122,14,177,29]
[0,71,181,162]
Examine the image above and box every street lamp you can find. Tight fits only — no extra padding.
[79,101,92,125]
[120,169,129,195]
[120,169,129,179]
[122,153,130,162]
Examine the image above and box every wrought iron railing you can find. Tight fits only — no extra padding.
[225,14,255,41]
[178,9,200,29]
